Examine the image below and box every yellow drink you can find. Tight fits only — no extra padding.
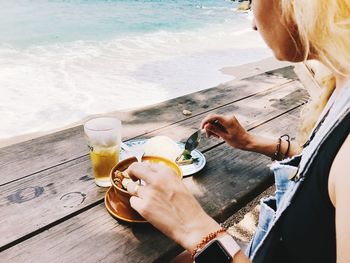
[90,147,119,186]
[84,117,122,187]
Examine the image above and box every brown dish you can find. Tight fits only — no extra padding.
[105,155,182,223]
[105,187,147,223]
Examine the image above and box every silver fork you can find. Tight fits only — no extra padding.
[176,119,227,161]
[176,129,204,161]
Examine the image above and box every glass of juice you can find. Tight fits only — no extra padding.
[84,117,121,187]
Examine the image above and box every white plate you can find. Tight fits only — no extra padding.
[120,139,206,177]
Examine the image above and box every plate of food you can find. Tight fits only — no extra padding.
[120,136,206,177]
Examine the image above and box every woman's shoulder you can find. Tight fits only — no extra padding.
[328,133,350,263]
[328,133,350,207]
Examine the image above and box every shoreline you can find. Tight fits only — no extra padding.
[0,56,291,149]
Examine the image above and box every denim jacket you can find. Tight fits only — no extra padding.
[246,83,350,261]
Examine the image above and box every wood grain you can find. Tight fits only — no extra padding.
[142,80,307,145]
[1,108,301,263]
[0,80,307,249]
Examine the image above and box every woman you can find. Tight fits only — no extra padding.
[125,0,350,262]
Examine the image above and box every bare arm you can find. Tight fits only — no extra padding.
[329,134,350,263]
[201,113,302,159]
[245,134,302,159]
[125,162,253,263]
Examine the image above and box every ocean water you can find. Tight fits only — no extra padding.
[0,0,272,140]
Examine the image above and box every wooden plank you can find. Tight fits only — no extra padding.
[0,67,298,185]
[1,108,301,262]
[0,81,308,249]
[143,80,307,145]
[0,82,306,252]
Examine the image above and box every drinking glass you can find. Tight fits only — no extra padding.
[84,117,121,187]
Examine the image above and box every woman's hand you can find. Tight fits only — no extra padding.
[125,162,221,252]
[201,114,252,150]
[201,113,302,159]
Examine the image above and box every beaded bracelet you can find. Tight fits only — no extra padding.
[272,137,282,161]
[281,134,291,159]
[272,134,290,161]
[191,227,227,259]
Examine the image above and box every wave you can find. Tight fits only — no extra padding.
[0,22,271,139]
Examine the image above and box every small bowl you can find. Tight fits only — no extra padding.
[109,155,182,221]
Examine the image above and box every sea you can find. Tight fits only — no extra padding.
[0,0,272,140]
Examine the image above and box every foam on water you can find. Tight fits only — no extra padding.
[0,1,272,139]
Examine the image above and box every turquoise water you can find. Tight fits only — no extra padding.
[1,0,241,47]
[0,1,271,140]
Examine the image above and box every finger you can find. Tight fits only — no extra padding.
[201,114,232,134]
[126,181,145,197]
[200,114,222,129]
[129,196,146,215]
[149,162,167,172]
[154,162,171,170]
[126,162,156,184]
[210,119,228,133]
[206,123,227,138]
[204,125,219,138]
[203,123,219,138]
[203,123,210,138]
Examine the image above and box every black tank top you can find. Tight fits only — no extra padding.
[277,111,350,263]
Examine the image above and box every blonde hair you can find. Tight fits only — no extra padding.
[298,62,336,144]
[280,0,350,145]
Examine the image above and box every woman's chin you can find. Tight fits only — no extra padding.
[273,50,305,63]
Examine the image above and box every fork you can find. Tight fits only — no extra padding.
[176,119,227,161]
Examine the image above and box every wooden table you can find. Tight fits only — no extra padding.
[0,66,308,263]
